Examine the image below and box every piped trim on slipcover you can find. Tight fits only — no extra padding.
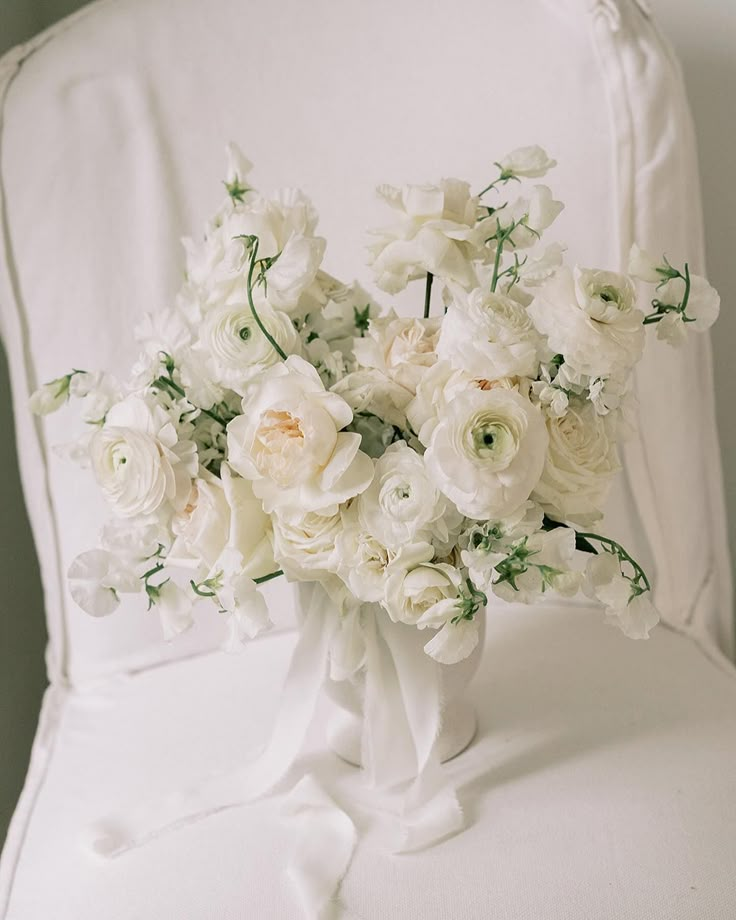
[586,0,734,658]
[0,2,113,686]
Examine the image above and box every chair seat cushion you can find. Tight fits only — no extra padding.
[3,604,735,920]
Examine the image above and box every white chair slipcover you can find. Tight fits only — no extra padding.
[1,0,734,917]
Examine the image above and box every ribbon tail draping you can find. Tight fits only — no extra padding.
[281,775,357,920]
[89,585,337,857]
[365,614,464,852]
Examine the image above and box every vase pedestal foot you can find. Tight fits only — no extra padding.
[327,698,477,768]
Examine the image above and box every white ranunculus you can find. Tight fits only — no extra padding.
[357,442,463,553]
[272,505,342,581]
[367,179,492,293]
[528,267,644,377]
[425,387,548,520]
[90,395,198,519]
[333,524,400,603]
[67,549,140,617]
[498,145,556,178]
[423,617,480,665]
[438,286,542,380]
[492,527,582,604]
[352,313,440,395]
[533,400,619,525]
[199,301,300,394]
[584,553,659,639]
[155,581,194,641]
[227,355,373,514]
[383,546,461,627]
[265,234,326,312]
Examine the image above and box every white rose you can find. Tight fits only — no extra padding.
[498,145,556,178]
[67,549,140,617]
[90,395,198,519]
[272,505,343,581]
[532,400,619,525]
[227,355,373,514]
[425,387,548,520]
[528,266,644,377]
[383,545,461,627]
[198,301,300,395]
[265,234,326,312]
[367,179,491,293]
[357,442,463,552]
[438,286,542,380]
[353,313,440,394]
[584,554,659,639]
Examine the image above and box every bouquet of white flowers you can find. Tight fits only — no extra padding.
[31,144,720,666]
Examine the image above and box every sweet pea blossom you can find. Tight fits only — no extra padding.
[67,549,140,617]
[226,355,373,514]
[498,145,557,179]
[584,553,659,639]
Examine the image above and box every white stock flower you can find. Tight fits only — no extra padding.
[584,553,659,639]
[383,545,462,627]
[528,267,644,377]
[227,355,373,514]
[367,179,490,293]
[352,313,440,394]
[198,301,300,394]
[68,549,140,617]
[533,400,619,525]
[425,387,548,520]
[265,234,326,312]
[498,145,556,178]
[423,617,480,665]
[90,395,198,519]
[438,286,542,380]
[272,505,342,581]
[357,442,463,552]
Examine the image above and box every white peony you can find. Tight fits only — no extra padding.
[498,145,556,178]
[528,266,644,377]
[533,400,619,525]
[437,286,542,380]
[357,442,463,552]
[352,313,440,394]
[382,545,461,627]
[367,179,492,293]
[90,395,198,519]
[584,553,659,639]
[226,355,373,514]
[425,387,548,520]
[198,300,300,394]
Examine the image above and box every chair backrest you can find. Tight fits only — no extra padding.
[0,0,730,685]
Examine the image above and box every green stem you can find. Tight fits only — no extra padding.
[490,225,505,293]
[154,376,229,427]
[254,570,284,585]
[423,272,434,319]
[576,531,651,592]
[245,238,288,361]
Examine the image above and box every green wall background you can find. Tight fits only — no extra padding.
[0,0,734,851]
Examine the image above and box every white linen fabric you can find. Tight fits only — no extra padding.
[2,602,736,920]
[1,0,734,917]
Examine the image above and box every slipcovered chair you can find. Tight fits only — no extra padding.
[1,0,734,917]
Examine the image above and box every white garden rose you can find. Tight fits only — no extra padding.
[198,301,300,394]
[528,267,644,377]
[532,400,619,525]
[90,395,197,519]
[498,145,556,178]
[383,545,462,627]
[438,286,542,380]
[353,313,440,394]
[226,355,373,514]
[367,179,492,293]
[357,442,463,552]
[272,505,343,581]
[425,387,548,520]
